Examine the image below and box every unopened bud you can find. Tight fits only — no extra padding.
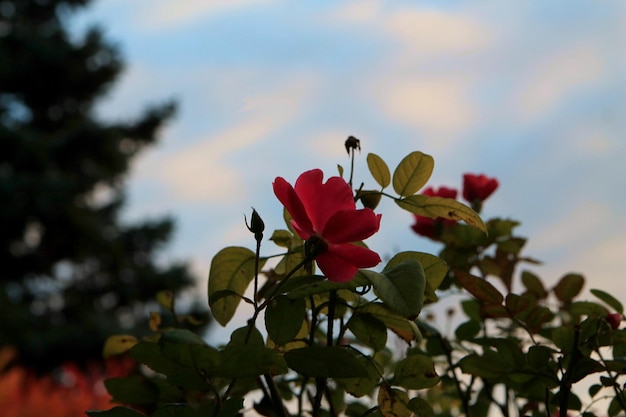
[246,208,265,242]
[345,136,361,154]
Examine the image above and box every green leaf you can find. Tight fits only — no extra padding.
[348,312,388,351]
[358,303,422,343]
[284,346,369,378]
[228,326,265,346]
[367,153,391,189]
[86,407,147,417]
[521,270,548,299]
[385,251,447,303]
[396,195,486,233]
[591,288,624,314]
[269,229,294,248]
[208,246,266,326]
[361,259,425,319]
[458,354,504,379]
[265,295,306,345]
[152,404,199,417]
[505,293,532,315]
[408,397,436,417]
[104,376,158,405]
[103,335,138,358]
[525,306,554,331]
[454,271,504,305]
[214,345,288,378]
[455,320,481,340]
[161,328,207,346]
[568,301,608,317]
[336,355,381,397]
[286,273,369,299]
[392,151,434,197]
[393,354,440,389]
[553,273,585,305]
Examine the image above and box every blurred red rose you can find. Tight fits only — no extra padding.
[606,313,622,330]
[273,169,382,282]
[411,186,458,240]
[462,173,499,203]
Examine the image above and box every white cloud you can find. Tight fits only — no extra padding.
[326,2,492,55]
[141,0,275,29]
[377,75,479,142]
[140,77,318,203]
[383,8,491,55]
[513,43,607,122]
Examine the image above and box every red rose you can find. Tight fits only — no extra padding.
[411,186,458,240]
[273,169,381,282]
[462,173,499,203]
[606,313,622,330]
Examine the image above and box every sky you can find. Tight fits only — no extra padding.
[71,1,625,333]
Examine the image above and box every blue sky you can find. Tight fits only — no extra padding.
[73,1,625,320]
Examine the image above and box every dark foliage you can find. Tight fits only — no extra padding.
[0,0,205,371]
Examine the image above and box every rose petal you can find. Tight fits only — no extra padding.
[294,170,355,232]
[273,176,314,236]
[316,243,381,282]
[322,209,381,243]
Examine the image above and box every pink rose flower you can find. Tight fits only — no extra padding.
[273,169,381,282]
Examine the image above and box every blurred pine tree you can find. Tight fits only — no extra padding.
[0,0,206,371]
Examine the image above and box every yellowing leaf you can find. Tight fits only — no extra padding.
[156,290,174,311]
[378,385,411,417]
[149,312,161,332]
[392,151,434,197]
[396,194,487,233]
[103,335,138,358]
[367,153,391,189]
[208,246,266,326]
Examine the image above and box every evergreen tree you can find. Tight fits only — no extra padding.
[0,0,204,371]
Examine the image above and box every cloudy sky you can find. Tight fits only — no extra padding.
[72,1,625,323]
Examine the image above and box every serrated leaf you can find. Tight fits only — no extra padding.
[392,151,434,197]
[208,246,266,326]
[361,259,425,319]
[284,346,369,378]
[591,288,624,314]
[102,335,138,358]
[455,271,504,305]
[367,153,391,189]
[396,195,486,233]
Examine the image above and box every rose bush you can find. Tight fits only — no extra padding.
[89,141,625,417]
